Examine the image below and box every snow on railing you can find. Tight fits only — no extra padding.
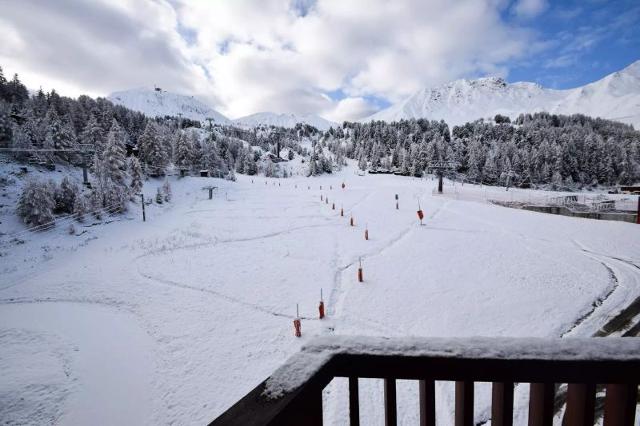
[210,336,640,426]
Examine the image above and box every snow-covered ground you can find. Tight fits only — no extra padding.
[1,164,639,425]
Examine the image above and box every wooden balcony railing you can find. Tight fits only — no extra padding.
[209,336,640,426]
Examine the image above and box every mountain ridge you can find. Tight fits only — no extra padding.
[365,60,640,128]
[107,87,229,124]
[232,111,336,130]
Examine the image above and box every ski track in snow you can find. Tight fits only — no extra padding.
[569,240,640,336]
[442,205,639,338]
[135,222,341,321]
[325,190,447,336]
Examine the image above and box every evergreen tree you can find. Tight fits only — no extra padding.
[138,122,168,176]
[174,130,193,171]
[162,179,172,202]
[103,119,128,187]
[17,179,56,227]
[80,114,105,154]
[129,157,143,195]
[0,101,12,144]
[54,176,80,214]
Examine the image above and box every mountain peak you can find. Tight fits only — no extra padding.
[108,88,229,124]
[365,63,640,128]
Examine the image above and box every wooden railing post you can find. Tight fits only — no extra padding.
[603,384,638,426]
[384,378,397,426]
[528,383,554,426]
[491,382,514,426]
[564,383,595,426]
[419,379,436,426]
[349,377,360,426]
[274,385,324,426]
[455,381,474,426]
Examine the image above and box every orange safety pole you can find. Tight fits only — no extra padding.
[318,289,325,319]
[365,226,369,240]
[358,258,363,282]
[417,200,425,225]
[293,304,302,337]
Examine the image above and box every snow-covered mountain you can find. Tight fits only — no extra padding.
[232,112,336,130]
[366,60,640,129]
[108,88,229,124]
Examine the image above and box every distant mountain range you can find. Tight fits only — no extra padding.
[231,111,335,130]
[108,61,640,130]
[107,88,336,130]
[365,60,640,129]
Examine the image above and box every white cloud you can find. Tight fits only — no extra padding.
[512,0,548,19]
[2,0,537,122]
[323,97,378,122]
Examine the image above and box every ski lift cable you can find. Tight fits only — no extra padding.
[2,199,129,242]
[0,203,124,246]
[2,202,124,241]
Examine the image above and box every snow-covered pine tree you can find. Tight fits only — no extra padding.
[243,150,258,175]
[155,187,163,204]
[80,114,106,155]
[103,182,128,213]
[162,179,172,202]
[103,119,128,187]
[174,130,194,172]
[129,157,143,195]
[73,194,88,222]
[17,179,56,227]
[55,120,77,163]
[54,176,80,214]
[138,122,168,176]
[10,125,32,161]
[0,101,12,145]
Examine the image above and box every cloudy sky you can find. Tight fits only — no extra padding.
[1,0,638,121]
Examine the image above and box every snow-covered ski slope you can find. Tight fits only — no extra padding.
[1,166,639,425]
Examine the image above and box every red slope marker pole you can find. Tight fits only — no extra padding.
[319,289,325,319]
[293,304,301,337]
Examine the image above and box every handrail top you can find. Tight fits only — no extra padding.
[265,336,640,398]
